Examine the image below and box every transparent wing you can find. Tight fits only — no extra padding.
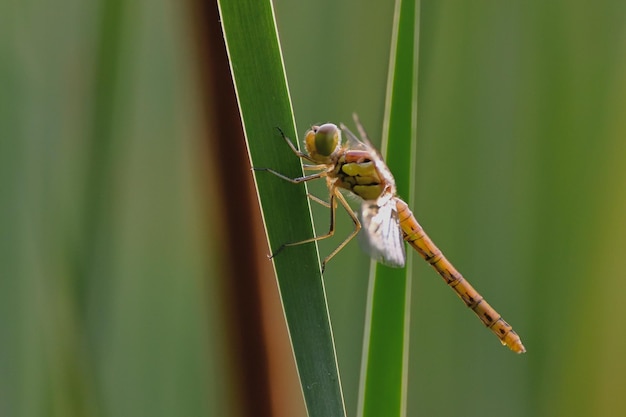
[340,116,383,158]
[358,199,406,268]
[339,123,372,152]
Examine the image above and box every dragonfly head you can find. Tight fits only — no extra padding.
[304,123,341,162]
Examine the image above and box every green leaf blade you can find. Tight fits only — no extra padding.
[218,1,346,416]
[359,0,420,416]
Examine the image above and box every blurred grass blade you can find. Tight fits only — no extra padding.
[217,1,346,416]
[358,0,420,416]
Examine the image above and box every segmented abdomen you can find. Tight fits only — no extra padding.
[395,199,525,353]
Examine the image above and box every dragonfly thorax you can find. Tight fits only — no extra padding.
[304,123,342,163]
[336,156,387,201]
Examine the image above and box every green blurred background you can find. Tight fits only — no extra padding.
[2,0,626,416]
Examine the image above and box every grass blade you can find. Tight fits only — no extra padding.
[217,1,346,416]
[358,0,420,416]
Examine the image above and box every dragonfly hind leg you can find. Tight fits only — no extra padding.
[319,189,361,272]
[269,188,362,273]
[307,193,330,208]
[269,191,339,263]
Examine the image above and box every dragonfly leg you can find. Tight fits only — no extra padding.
[307,193,330,208]
[270,192,338,260]
[253,167,327,184]
[303,164,329,171]
[276,127,318,164]
[272,189,360,272]
[320,189,361,272]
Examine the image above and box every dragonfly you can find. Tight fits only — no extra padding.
[255,117,526,353]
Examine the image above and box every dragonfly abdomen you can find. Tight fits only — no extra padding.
[395,199,526,353]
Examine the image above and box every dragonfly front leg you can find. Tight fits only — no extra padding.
[276,127,318,164]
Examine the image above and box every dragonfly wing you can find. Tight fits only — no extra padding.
[339,124,371,152]
[358,200,406,268]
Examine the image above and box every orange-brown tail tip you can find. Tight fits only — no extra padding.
[505,338,526,354]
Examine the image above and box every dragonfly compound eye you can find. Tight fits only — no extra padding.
[305,123,340,159]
